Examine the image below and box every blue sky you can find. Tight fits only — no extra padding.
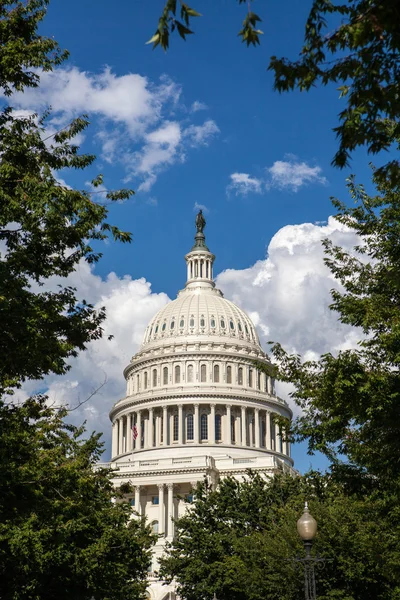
[12,0,374,473]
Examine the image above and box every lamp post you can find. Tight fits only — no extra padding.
[296,502,319,600]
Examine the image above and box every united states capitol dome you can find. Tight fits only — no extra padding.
[141,213,261,352]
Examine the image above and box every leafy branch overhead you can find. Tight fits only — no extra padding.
[148,0,263,50]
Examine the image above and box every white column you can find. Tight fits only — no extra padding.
[275,419,280,453]
[265,411,271,449]
[118,417,124,455]
[167,483,174,538]
[135,486,141,516]
[163,406,168,445]
[194,403,199,444]
[136,410,142,450]
[241,406,246,446]
[112,420,118,458]
[149,407,154,448]
[210,404,215,444]
[158,484,165,534]
[226,404,232,445]
[127,413,132,452]
[178,404,183,445]
[254,408,260,448]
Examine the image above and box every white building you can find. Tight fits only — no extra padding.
[107,216,295,600]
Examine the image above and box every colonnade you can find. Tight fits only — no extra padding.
[186,255,213,281]
[133,482,178,538]
[112,403,290,458]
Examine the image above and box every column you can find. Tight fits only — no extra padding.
[163,406,168,445]
[127,412,132,452]
[226,404,232,445]
[178,404,183,444]
[149,407,154,448]
[194,403,200,444]
[265,411,271,450]
[135,486,141,516]
[210,403,216,444]
[254,408,260,448]
[167,483,174,538]
[118,417,124,455]
[136,410,142,450]
[112,420,118,457]
[275,419,281,453]
[241,406,246,446]
[158,484,165,534]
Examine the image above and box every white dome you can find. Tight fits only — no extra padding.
[142,285,261,350]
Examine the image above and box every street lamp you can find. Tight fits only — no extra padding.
[296,502,319,600]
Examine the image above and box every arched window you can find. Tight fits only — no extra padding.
[187,414,194,441]
[226,365,232,384]
[180,318,184,328]
[261,419,266,447]
[238,322,242,332]
[257,371,261,389]
[215,414,222,441]
[144,372,148,390]
[163,366,168,385]
[200,364,207,383]
[137,374,140,390]
[249,369,253,387]
[152,369,157,387]
[229,320,235,330]
[238,367,243,385]
[220,319,226,329]
[175,365,181,384]
[190,318,195,327]
[200,414,208,440]
[173,414,179,442]
[187,364,194,383]
[162,322,166,331]
[170,320,175,329]
[155,325,159,334]
[200,317,205,327]
[214,365,220,383]
[210,318,216,328]
[152,521,159,534]
[231,415,236,443]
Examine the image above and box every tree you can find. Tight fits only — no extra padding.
[152,0,400,179]
[0,397,154,600]
[0,1,133,395]
[268,170,400,486]
[160,471,397,600]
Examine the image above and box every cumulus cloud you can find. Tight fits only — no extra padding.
[4,67,219,193]
[227,155,327,197]
[190,100,208,112]
[228,172,263,196]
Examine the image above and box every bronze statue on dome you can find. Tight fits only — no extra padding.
[195,209,206,233]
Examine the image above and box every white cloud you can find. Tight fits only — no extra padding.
[184,119,220,147]
[267,155,327,191]
[228,172,263,196]
[3,67,219,193]
[227,155,327,197]
[191,100,208,112]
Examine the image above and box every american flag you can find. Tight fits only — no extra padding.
[132,425,138,440]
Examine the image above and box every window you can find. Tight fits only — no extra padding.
[149,327,153,337]
[137,374,140,390]
[152,369,157,387]
[152,521,159,534]
[160,416,164,443]
[155,325,159,333]
[257,371,261,390]
[180,318,184,328]
[238,322,242,332]
[162,322,166,331]
[265,376,268,393]
[215,414,222,441]
[173,414,179,441]
[175,365,181,384]
[210,318,216,328]
[249,369,253,387]
[200,317,205,327]
[144,372,148,390]
[201,364,207,383]
[231,415,236,443]
[187,364,194,383]
[163,367,168,385]
[213,364,220,383]
[185,494,193,503]
[200,414,208,440]
[238,367,243,385]
[230,320,235,330]
[227,365,232,384]
[130,498,135,506]
[152,496,159,505]
[190,318,195,327]
[187,414,194,441]
[261,420,266,447]
[245,324,249,334]
[170,320,175,329]
[220,319,226,329]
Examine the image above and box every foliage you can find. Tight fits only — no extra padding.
[0,397,154,600]
[268,170,400,485]
[149,0,263,50]
[160,471,399,600]
[0,1,134,394]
